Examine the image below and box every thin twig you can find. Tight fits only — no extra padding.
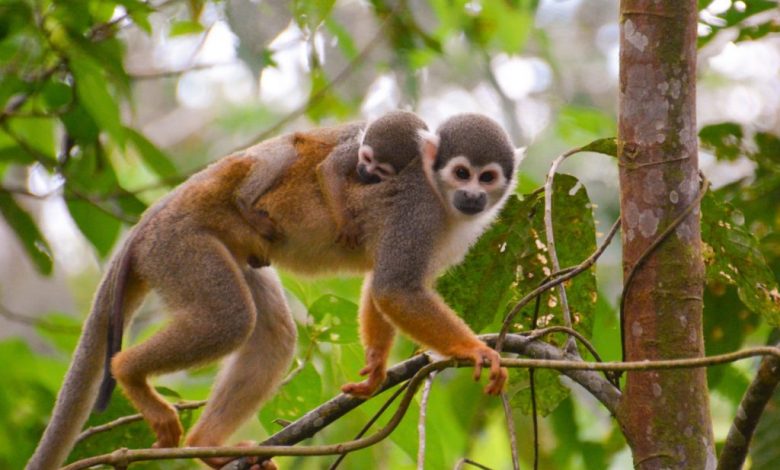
[524,326,604,365]
[454,458,494,470]
[530,295,542,470]
[417,372,436,470]
[496,217,621,353]
[75,401,207,444]
[64,346,780,469]
[500,392,519,470]
[0,303,81,335]
[530,369,539,470]
[66,187,140,224]
[128,62,234,80]
[543,148,581,346]
[328,382,410,470]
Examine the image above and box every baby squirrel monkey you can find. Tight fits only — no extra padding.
[246,110,428,256]
[27,113,518,470]
[316,110,428,248]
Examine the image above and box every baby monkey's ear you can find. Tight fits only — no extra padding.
[417,129,440,167]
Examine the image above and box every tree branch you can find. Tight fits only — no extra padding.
[417,372,435,470]
[717,350,780,470]
[63,342,780,470]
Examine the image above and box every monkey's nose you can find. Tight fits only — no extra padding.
[455,191,487,215]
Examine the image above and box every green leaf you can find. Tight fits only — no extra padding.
[169,20,204,37]
[0,339,63,469]
[308,294,359,344]
[35,312,81,353]
[0,192,53,275]
[155,386,182,399]
[126,128,178,178]
[68,392,157,464]
[69,54,126,145]
[7,117,56,161]
[305,66,352,122]
[704,284,760,388]
[292,0,336,29]
[699,122,744,161]
[117,0,154,33]
[440,174,598,339]
[61,104,100,143]
[0,144,35,164]
[580,137,617,157]
[66,198,122,259]
[698,0,779,47]
[509,368,569,416]
[701,191,780,326]
[259,362,323,428]
[324,17,358,60]
[42,79,73,111]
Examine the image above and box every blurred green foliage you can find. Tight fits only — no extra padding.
[0,0,778,469]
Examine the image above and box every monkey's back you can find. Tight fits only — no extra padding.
[259,123,376,276]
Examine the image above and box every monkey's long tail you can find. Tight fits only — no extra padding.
[25,250,130,470]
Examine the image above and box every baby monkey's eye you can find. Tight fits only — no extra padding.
[454,166,471,180]
[479,171,496,183]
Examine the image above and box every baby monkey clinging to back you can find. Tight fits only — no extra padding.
[316,110,428,248]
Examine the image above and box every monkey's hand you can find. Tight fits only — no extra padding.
[467,346,507,395]
[335,216,364,250]
[340,359,386,398]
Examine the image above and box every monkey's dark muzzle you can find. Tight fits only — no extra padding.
[454,191,487,215]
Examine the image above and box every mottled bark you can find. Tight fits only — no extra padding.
[616,1,715,468]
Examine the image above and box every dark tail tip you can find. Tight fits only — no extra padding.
[94,373,116,413]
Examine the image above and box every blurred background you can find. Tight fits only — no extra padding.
[1,0,779,468]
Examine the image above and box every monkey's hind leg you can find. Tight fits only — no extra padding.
[111,235,258,448]
[186,267,296,468]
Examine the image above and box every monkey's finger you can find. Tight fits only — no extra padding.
[472,354,484,381]
[488,353,502,380]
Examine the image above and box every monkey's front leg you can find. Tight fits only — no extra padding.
[341,276,396,397]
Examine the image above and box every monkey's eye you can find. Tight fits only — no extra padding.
[454,166,471,181]
[479,171,497,183]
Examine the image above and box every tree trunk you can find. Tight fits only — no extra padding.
[616,1,715,468]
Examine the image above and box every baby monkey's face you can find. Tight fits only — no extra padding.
[356,145,398,184]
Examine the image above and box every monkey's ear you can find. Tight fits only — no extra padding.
[418,129,439,165]
[358,144,374,164]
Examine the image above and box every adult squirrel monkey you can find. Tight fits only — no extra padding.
[27,113,519,470]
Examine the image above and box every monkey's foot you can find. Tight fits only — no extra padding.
[150,414,184,448]
[200,441,277,470]
[341,362,386,398]
[468,346,507,395]
[335,219,364,249]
